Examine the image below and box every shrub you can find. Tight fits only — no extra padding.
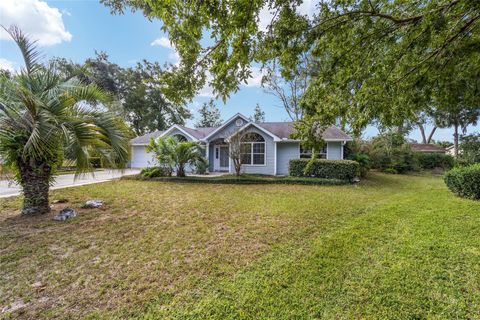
[415,153,454,170]
[195,160,208,175]
[444,164,480,200]
[289,159,359,181]
[140,167,170,178]
[347,153,371,177]
[458,133,480,164]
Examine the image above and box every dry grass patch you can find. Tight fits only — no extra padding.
[0,179,369,319]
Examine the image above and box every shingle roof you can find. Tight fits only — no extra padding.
[130,122,352,144]
[130,130,163,145]
[178,125,217,139]
[409,143,446,153]
[257,122,352,141]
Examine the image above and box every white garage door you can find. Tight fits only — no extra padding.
[131,146,157,168]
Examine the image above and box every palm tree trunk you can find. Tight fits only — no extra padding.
[177,164,185,177]
[18,159,51,215]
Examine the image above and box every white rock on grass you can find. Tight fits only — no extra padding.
[53,208,77,221]
[82,199,104,209]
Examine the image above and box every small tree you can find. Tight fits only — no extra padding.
[147,136,206,177]
[0,26,129,215]
[195,100,222,128]
[227,132,245,176]
[251,103,265,123]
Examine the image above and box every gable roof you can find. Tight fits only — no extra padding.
[257,122,352,141]
[130,115,352,145]
[227,122,282,141]
[202,113,250,141]
[130,130,164,145]
[179,125,217,139]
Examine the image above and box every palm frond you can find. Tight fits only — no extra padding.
[2,25,42,75]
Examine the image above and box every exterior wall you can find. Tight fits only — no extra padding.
[131,146,157,168]
[235,127,275,175]
[208,115,247,141]
[327,141,343,160]
[276,142,300,175]
[130,129,197,171]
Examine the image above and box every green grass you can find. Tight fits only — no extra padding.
[0,173,479,319]
[126,173,349,185]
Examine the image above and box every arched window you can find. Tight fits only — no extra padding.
[241,133,265,165]
[172,134,187,142]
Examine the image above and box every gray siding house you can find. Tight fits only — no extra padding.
[130,113,352,175]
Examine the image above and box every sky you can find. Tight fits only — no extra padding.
[0,0,477,142]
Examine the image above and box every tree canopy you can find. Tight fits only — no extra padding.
[251,103,266,123]
[101,0,480,140]
[53,54,191,136]
[195,100,223,128]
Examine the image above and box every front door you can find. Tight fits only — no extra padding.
[214,145,229,171]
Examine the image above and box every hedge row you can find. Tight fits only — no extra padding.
[416,153,454,170]
[444,164,480,200]
[289,159,359,181]
[125,174,348,186]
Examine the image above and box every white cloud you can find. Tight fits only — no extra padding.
[258,0,319,31]
[0,0,72,46]
[243,67,265,87]
[150,37,172,49]
[297,0,319,19]
[0,58,15,72]
[151,36,180,65]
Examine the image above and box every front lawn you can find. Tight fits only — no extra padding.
[0,173,479,319]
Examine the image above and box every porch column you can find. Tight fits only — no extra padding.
[205,142,210,172]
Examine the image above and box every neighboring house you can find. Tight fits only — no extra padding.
[130,113,352,175]
[409,143,446,154]
[445,145,457,156]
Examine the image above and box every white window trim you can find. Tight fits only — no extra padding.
[299,145,327,158]
[241,141,266,166]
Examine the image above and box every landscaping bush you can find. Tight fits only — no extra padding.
[195,160,208,175]
[347,153,371,177]
[126,174,348,185]
[444,164,480,200]
[415,152,454,170]
[289,159,359,181]
[140,167,170,178]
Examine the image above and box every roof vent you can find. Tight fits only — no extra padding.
[235,118,244,127]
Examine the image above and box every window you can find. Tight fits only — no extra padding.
[240,133,265,165]
[172,134,187,142]
[300,145,327,159]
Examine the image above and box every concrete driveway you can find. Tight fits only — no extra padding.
[0,169,140,198]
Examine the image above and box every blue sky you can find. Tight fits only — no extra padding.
[0,0,476,141]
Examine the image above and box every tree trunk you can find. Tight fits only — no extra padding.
[418,123,427,144]
[177,164,185,177]
[426,127,437,144]
[18,159,51,215]
[453,124,459,157]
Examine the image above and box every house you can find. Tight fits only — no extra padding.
[409,143,446,154]
[445,145,457,156]
[130,113,352,175]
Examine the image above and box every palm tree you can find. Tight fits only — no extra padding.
[0,26,130,215]
[147,136,206,177]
